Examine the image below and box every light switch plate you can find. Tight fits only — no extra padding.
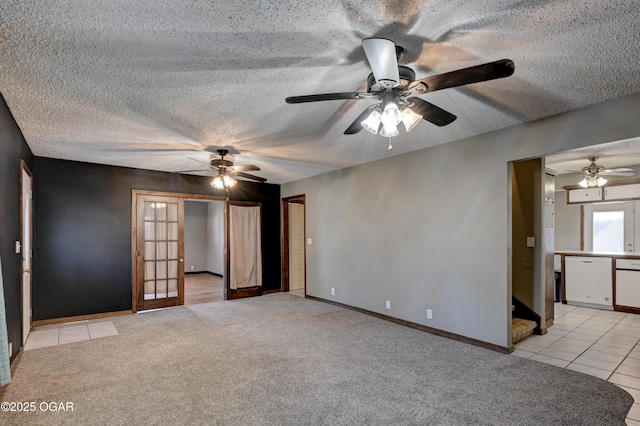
[526,237,535,248]
[307,238,312,245]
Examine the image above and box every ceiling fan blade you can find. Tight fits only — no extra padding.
[362,38,400,88]
[230,164,260,172]
[407,98,457,127]
[235,172,267,183]
[344,106,377,135]
[601,167,635,173]
[408,59,515,94]
[179,169,212,173]
[601,170,637,176]
[285,92,375,104]
[187,156,211,165]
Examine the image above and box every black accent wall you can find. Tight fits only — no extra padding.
[0,93,34,359]
[33,158,281,321]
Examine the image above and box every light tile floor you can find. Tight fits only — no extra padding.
[513,303,640,425]
[24,320,119,350]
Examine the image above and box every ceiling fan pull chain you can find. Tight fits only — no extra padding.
[387,138,393,151]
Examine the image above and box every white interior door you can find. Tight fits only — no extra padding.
[288,203,305,291]
[21,165,32,345]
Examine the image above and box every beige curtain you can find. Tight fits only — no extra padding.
[229,205,262,289]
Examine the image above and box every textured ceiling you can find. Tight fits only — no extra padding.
[1,0,639,184]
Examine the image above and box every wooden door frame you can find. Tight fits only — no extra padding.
[282,195,306,293]
[227,201,263,300]
[20,160,33,344]
[131,190,228,313]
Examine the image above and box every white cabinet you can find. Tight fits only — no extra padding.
[565,256,613,308]
[568,187,602,203]
[616,259,640,308]
[605,184,640,201]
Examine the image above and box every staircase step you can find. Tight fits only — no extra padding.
[512,317,537,344]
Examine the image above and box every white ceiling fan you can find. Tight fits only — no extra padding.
[577,156,636,188]
[285,38,515,141]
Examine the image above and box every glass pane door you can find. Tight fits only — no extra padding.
[584,203,634,252]
[137,195,184,310]
[593,210,625,252]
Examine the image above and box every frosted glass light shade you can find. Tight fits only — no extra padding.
[381,102,401,127]
[401,107,422,132]
[212,176,225,189]
[380,124,399,138]
[361,110,382,134]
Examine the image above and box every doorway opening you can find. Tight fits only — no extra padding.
[184,199,225,305]
[282,195,306,297]
[508,158,554,347]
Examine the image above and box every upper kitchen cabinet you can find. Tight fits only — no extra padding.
[604,183,640,201]
[565,180,640,204]
[567,187,602,204]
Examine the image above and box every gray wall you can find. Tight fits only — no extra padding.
[185,200,224,275]
[185,202,209,272]
[554,188,582,252]
[207,202,224,275]
[282,93,640,348]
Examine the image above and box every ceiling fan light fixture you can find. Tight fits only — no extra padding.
[380,123,399,138]
[212,173,237,190]
[378,101,402,138]
[361,110,382,134]
[381,102,402,127]
[223,175,237,188]
[401,107,422,132]
[211,175,225,189]
[579,175,607,188]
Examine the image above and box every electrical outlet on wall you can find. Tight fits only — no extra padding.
[427,309,433,319]
[190,265,195,270]
[331,287,335,296]
[386,300,391,309]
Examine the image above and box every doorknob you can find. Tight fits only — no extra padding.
[179,258,184,263]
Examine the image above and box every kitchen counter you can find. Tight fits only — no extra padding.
[556,250,640,259]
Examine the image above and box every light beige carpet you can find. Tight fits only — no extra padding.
[0,293,633,425]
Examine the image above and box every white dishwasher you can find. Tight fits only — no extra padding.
[616,259,640,308]
[565,256,613,309]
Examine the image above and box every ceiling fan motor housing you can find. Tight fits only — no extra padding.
[367,66,416,93]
